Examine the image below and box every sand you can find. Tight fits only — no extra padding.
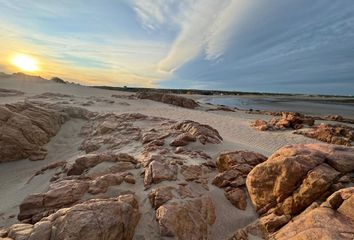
[0,74,333,239]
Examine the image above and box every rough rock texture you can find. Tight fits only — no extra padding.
[295,123,354,146]
[144,160,178,186]
[3,195,140,240]
[0,101,93,162]
[172,120,223,144]
[225,188,247,210]
[18,180,89,223]
[272,187,354,240]
[251,112,315,131]
[67,153,137,176]
[148,185,195,209]
[247,144,354,217]
[136,92,199,109]
[212,151,266,210]
[156,196,216,239]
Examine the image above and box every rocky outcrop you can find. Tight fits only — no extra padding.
[295,123,354,146]
[0,102,66,162]
[3,195,140,240]
[0,101,93,162]
[136,92,199,109]
[272,187,354,240]
[156,196,216,239]
[18,180,89,223]
[212,151,266,210]
[247,144,354,216]
[172,120,223,144]
[251,112,315,131]
[66,153,137,176]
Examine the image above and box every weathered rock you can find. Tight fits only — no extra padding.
[172,120,223,144]
[272,188,354,240]
[246,144,354,216]
[3,195,140,240]
[225,188,247,210]
[170,133,196,147]
[295,123,354,146]
[149,186,175,209]
[156,196,216,239]
[180,164,211,182]
[144,160,178,186]
[216,151,267,172]
[88,173,124,194]
[67,153,136,176]
[136,92,199,109]
[18,180,89,223]
[251,112,315,131]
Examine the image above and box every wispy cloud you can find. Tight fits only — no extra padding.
[150,0,254,72]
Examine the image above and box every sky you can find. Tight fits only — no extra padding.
[0,0,353,95]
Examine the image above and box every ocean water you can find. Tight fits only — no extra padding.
[199,97,354,118]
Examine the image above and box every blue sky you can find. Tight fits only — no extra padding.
[0,0,353,95]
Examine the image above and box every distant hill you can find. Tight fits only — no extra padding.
[51,77,66,84]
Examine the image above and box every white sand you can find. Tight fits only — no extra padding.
[0,75,324,239]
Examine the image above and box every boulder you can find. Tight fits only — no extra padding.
[18,180,89,223]
[156,196,216,239]
[172,120,223,144]
[2,195,140,240]
[225,188,247,210]
[246,144,354,216]
[144,160,178,186]
[272,188,354,240]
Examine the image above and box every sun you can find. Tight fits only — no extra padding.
[11,54,39,72]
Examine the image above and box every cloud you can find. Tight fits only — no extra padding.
[154,0,254,72]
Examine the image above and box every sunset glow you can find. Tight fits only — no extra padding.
[11,54,39,72]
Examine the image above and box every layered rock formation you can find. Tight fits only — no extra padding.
[136,92,199,109]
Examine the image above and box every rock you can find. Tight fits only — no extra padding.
[170,133,196,147]
[0,102,66,162]
[18,180,89,223]
[225,188,247,210]
[212,169,246,188]
[7,224,33,240]
[144,160,178,186]
[67,153,136,176]
[180,165,211,182]
[156,196,216,239]
[136,92,199,109]
[272,188,354,240]
[246,143,354,216]
[172,120,223,144]
[3,195,140,240]
[251,112,315,131]
[149,186,175,209]
[295,123,354,146]
[88,173,124,194]
[216,151,267,172]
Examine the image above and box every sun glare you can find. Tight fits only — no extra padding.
[11,54,39,72]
